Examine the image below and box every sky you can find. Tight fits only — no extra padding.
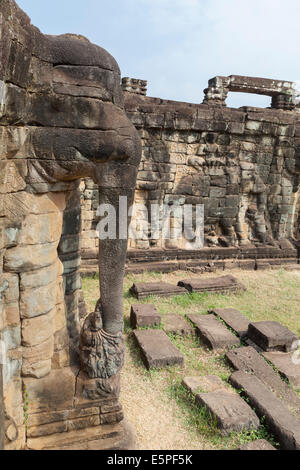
[17,0,300,108]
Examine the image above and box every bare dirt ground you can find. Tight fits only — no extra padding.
[82,268,300,450]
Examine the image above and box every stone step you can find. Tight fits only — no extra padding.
[256,259,299,270]
[133,329,184,370]
[130,304,161,329]
[230,371,300,450]
[263,351,300,388]
[163,314,194,336]
[178,275,246,294]
[248,321,299,352]
[27,422,124,450]
[187,314,240,350]
[182,375,234,395]
[209,308,250,338]
[226,346,300,415]
[195,390,259,436]
[129,282,187,299]
[238,439,276,450]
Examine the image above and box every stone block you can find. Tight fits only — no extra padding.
[22,309,54,347]
[248,321,299,352]
[130,304,161,329]
[22,359,52,379]
[20,259,63,290]
[187,314,240,350]
[130,282,187,299]
[133,329,184,370]
[182,375,234,395]
[238,439,276,450]
[209,308,250,338]
[178,275,246,294]
[163,314,194,336]
[4,242,59,272]
[263,351,300,388]
[230,371,300,450]
[195,391,259,436]
[17,212,62,245]
[23,368,77,413]
[20,279,59,319]
[226,346,300,414]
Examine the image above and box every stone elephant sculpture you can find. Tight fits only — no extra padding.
[0,0,141,449]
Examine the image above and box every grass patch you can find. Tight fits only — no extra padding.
[82,268,300,449]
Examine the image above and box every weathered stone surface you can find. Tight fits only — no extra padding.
[226,346,300,414]
[178,275,246,294]
[20,259,63,290]
[238,439,276,450]
[22,359,52,379]
[4,242,59,272]
[187,314,240,350]
[209,308,250,338]
[196,390,259,435]
[245,338,264,353]
[26,421,127,450]
[23,368,77,413]
[130,282,187,299]
[133,329,184,369]
[130,304,161,329]
[263,351,300,388]
[248,321,299,352]
[21,310,54,347]
[163,314,194,336]
[20,280,59,319]
[17,213,63,246]
[230,371,300,450]
[182,375,234,395]
[27,406,100,428]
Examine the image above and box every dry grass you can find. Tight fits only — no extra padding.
[82,268,300,450]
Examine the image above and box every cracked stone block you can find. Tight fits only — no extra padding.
[248,321,299,352]
[263,351,300,388]
[163,314,194,336]
[133,329,184,370]
[195,390,259,436]
[238,439,276,450]
[209,307,250,338]
[130,282,187,299]
[178,275,246,294]
[130,304,161,329]
[230,371,300,450]
[226,346,300,415]
[187,314,240,350]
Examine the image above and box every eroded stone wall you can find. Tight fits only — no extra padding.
[81,79,300,271]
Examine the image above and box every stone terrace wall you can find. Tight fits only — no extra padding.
[80,78,300,272]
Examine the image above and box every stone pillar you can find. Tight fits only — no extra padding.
[272,94,296,111]
[203,76,229,106]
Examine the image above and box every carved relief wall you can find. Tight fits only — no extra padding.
[80,78,300,272]
[0,0,141,450]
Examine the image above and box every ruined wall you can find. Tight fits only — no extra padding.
[81,77,300,272]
